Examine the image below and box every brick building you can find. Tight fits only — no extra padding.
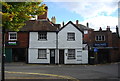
[5,32,29,62]
[84,26,120,64]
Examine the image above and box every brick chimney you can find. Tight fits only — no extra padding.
[76,20,79,26]
[86,22,89,28]
[37,6,48,20]
[107,26,110,31]
[99,27,102,31]
[51,16,56,24]
[116,25,119,34]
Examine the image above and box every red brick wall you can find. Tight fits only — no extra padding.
[5,32,29,48]
[84,28,120,62]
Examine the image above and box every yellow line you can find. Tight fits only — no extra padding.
[5,71,80,81]
[6,77,58,79]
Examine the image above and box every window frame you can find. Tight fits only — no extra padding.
[67,49,76,60]
[38,32,47,41]
[67,32,75,41]
[8,32,17,41]
[95,35,105,41]
[38,49,47,59]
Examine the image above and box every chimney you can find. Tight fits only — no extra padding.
[99,27,102,31]
[86,22,89,28]
[62,21,65,26]
[76,20,79,26]
[116,25,119,34]
[51,16,56,24]
[107,26,110,31]
[37,5,48,20]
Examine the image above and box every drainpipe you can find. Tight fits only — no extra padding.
[56,31,59,65]
[1,27,5,81]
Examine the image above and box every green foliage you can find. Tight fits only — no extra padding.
[0,1,46,31]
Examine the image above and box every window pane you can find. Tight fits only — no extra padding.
[102,36,105,41]
[68,49,75,59]
[96,35,105,41]
[67,33,75,41]
[96,36,99,41]
[38,32,47,40]
[99,36,101,40]
[38,49,47,59]
[9,32,17,40]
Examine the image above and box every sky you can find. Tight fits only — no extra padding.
[43,0,119,32]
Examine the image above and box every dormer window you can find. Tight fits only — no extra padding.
[9,32,17,40]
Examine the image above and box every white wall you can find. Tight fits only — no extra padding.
[28,48,50,63]
[58,23,83,49]
[58,23,88,64]
[64,49,88,64]
[29,32,56,49]
[29,32,56,63]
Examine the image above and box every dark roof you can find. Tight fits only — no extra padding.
[20,20,59,32]
[59,21,83,33]
[77,24,92,32]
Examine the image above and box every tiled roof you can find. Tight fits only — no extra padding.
[59,21,84,33]
[77,24,92,32]
[20,19,60,31]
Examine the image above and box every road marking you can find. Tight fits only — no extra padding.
[6,77,58,79]
[5,71,79,81]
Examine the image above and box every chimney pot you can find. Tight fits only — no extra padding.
[62,21,64,26]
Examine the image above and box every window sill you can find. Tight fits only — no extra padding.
[38,39,47,41]
[67,40,75,41]
[9,39,17,41]
[67,58,76,60]
[37,58,47,59]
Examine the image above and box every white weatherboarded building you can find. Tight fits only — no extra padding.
[28,20,88,64]
[58,21,88,64]
[28,20,59,64]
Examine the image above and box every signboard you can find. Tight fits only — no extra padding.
[8,42,17,45]
[6,41,18,46]
[94,43,108,47]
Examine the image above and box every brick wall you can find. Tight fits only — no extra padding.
[5,32,29,48]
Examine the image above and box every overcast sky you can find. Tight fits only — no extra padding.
[44,0,119,32]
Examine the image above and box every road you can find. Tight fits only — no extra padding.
[3,62,120,81]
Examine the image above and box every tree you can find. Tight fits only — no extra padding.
[0,1,46,31]
[0,2,46,81]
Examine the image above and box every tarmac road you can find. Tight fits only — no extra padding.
[3,62,120,81]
